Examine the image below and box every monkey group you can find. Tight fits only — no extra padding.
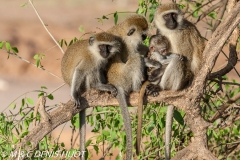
[61,3,205,160]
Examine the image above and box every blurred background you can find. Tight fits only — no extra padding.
[0,0,239,158]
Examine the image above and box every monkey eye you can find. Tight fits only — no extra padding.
[164,14,170,18]
[99,44,105,50]
[127,28,136,36]
[107,45,112,51]
[172,13,177,18]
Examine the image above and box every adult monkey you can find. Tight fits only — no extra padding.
[61,32,121,160]
[106,15,148,160]
[153,3,205,160]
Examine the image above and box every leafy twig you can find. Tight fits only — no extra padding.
[1,49,63,81]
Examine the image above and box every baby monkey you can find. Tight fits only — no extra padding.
[136,34,187,155]
[145,35,187,96]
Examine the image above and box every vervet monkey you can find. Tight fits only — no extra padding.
[61,32,121,159]
[153,3,205,160]
[136,35,188,155]
[106,15,148,160]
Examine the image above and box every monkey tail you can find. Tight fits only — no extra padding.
[165,104,174,160]
[136,81,150,155]
[116,87,132,160]
[80,109,86,160]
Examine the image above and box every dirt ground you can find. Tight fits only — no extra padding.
[0,0,239,159]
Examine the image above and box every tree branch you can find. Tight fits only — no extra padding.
[212,0,228,31]
[195,1,223,24]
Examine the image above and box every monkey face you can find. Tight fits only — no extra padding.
[149,35,169,56]
[163,12,178,30]
[88,32,122,60]
[124,27,148,50]
[98,44,112,58]
[153,4,184,32]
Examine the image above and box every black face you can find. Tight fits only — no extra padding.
[163,12,178,30]
[99,44,112,58]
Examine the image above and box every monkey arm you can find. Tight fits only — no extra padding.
[144,58,162,68]
[94,82,118,97]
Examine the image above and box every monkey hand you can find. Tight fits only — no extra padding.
[109,85,118,97]
[176,54,188,62]
[146,84,160,97]
[72,91,81,108]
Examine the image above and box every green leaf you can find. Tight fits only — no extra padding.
[27,98,34,105]
[20,3,27,7]
[47,94,54,100]
[212,130,219,139]
[12,134,18,143]
[34,54,39,60]
[36,59,40,67]
[116,154,121,160]
[72,115,79,128]
[159,106,167,113]
[102,15,109,19]
[85,139,92,147]
[78,26,85,33]
[208,11,217,19]
[20,131,29,138]
[59,39,64,47]
[21,98,25,107]
[193,11,199,18]
[69,40,74,46]
[102,130,110,137]
[5,42,11,52]
[149,10,155,23]
[38,92,44,97]
[114,12,118,25]
[61,142,65,147]
[11,47,18,53]
[174,110,184,125]
[93,145,99,154]
[195,2,202,7]
[0,41,4,49]
[147,123,154,133]
[41,86,47,90]
[9,103,16,109]
[178,4,185,9]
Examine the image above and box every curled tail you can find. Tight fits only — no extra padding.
[80,109,86,160]
[136,81,150,155]
[165,105,174,160]
[116,87,132,160]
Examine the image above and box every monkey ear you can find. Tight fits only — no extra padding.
[89,36,95,46]
[127,28,136,36]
